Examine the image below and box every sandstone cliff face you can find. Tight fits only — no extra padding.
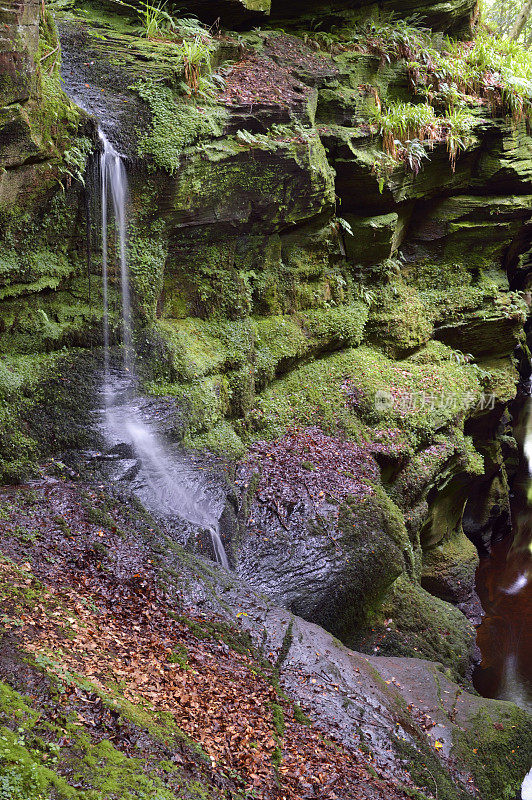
[2,0,532,663]
[0,0,86,204]
[0,0,531,796]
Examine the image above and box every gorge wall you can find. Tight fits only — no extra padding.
[1,0,532,797]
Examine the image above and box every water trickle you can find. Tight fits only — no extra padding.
[99,131,133,376]
[97,130,229,569]
[522,766,532,800]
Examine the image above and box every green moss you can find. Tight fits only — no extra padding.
[328,488,408,638]
[128,222,168,320]
[0,249,74,301]
[342,212,399,265]
[480,357,519,403]
[80,493,117,529]
[184,420,245,458]
[133,80,228,173]
[164,243,255,320]
[168,644,189,669]
[271,703,285,738]
[274,619,294,674]
[394,736,467,800]
[168,131,334,234]
[67,738,178,799]
[31,9,82,164]
[270,703,285,772]
[421,532,479,601]
[0,675,217,800]
[0,194,81,301]
[160,376,229,435]
[247,342,481,448]
[0,349,100,483]
[0,353,59,482]
[367,282,433,356]
[299,304,368,345]
[452,705,532,800]
[254,316,309,387]
[173,615,260,662]
[357,576,476,678]
[0,285,105,355]
[0,725,76,800]
[149,319,234,382]
[293,705,311,726]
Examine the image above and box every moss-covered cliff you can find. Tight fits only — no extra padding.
[1,0,532,796]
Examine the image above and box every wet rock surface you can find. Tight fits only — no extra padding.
[0,477,530,799]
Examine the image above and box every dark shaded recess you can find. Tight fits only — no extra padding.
[463,394,526,554]
[87,0,266,28]
[86,0,475,32]
[269,0,475,34]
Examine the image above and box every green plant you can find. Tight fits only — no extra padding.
[58,137,93,189]
[354,284,377,306]
[444,108,477,170]
[495,290,529,321]
[371,150,398,192]
[167,644,189,669]
[370,98,477,174]
[337,217,354,236]
[350,14,431,64]
[142,0,170,39]
[371,101,440,159]
[180,36,213,93]
[343,16,532,131]
[404,138,430,174]
[448,350,473,365]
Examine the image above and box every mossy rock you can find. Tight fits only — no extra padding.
[421,531,479,604]
[354,575,476,679]
[166,132,335,241]
[452,703,532,800]
[248,342,482,449]
[342,212,401,266]
[407,194,532,273]
[235,483,409,641]
[366,282,433,357]
[0,349,101,483]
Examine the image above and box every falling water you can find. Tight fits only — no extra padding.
[523,766,532,800]
[98,130,229,569]
[99,131,133,376]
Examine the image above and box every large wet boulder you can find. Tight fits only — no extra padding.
[231,428,409,638]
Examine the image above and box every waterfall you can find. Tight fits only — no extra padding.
[522,766,532,800]
[97,129,229,570]
[99,131,133,376]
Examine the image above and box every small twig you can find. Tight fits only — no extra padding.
[40,44,59,62]
[47,56,59,75]
[423,765,438,800]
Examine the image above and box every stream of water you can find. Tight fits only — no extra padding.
[97,133,229,569]
[473,392,532,714]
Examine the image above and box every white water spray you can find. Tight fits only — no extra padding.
[99,131,133,375]
[503,573,529,595]
[522,766,532,800]
[98,130,229,569]
[523,376,532,476]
